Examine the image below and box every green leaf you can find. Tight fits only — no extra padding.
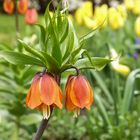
[75,57,112,70]
[47,6,62,64]
[91,71,113,104]
[62,32,74,61]
[41,52,60,73]
[95,94,111,125]
[36,24,46,46]
[121,69,140,115]
[69,19,79,48]
[44,1,51,27]
[0,51,45,66]
[59,17,69,43]
[70,44,84,62]
[79,29,98,44]
[18,39,46,63]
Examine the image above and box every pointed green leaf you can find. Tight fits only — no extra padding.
[18,39,46,63]
[95,94,111,125]
[121,69,140,114]
[47,9,62,64]
[59,17,69,43]
[74,57,112,70]
[41,52,60,73]
[79,29,98,44]
[36,24,46,45]
[62,32,74,61]
[0,51,45,66]
[91,71,113,104]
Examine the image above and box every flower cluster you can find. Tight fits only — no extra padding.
[75,2,127,30]
[75,1,140,36]
[3,0,38,24]
[26,71,94,119]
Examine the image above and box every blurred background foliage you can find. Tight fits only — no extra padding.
[0,0,140,140]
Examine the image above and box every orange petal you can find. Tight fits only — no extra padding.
[65,77,77,111]
[70,76,91,108]
[26,75,42,109]
[85,84,94,110]
[40,74,56,105]
[53,87,63,109]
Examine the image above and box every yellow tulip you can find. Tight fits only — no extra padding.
[94,4,108,27]
[135,16,140,37]
[75,8,83,25]
[124,0,134,11]
[108,7,125,30]
[82,1,93,17]
[83,16,98,29]
[132,0,140,15]
[117,4,127,19]
[75,1,93,26]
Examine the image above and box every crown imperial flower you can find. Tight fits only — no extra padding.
[65,75,94,117]
[26,72,63,119]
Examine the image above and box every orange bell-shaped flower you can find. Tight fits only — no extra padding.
[65,75,94,117]
[3,0,14,14]
[26,72,63,119]
[17,0,28,14]
[25,8,38,25]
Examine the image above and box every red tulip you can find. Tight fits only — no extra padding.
[25,8,38,25]
[65,75,94,117]
[17,0,28,14]
[3,0,14,14]
[26,73,63,119]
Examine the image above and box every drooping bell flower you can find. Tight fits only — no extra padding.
[3,0,14,14]
[26,72,63,119]
[65,75,93,117]
[17,0,28,14]
[25,8,38,25]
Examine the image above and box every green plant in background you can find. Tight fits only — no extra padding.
[1,1,140,140]
[0,3,111,140]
